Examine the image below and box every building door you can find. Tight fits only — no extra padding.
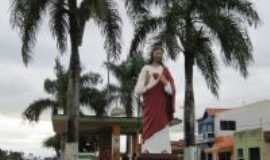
[218,151,231,160]
[206,153,212,160]
[249,147,260,160]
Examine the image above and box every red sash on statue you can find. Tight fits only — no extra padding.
[142,67,176,141]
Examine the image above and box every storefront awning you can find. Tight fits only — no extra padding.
[205,136,234,153]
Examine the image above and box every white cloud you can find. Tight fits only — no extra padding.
[0,113,55,157]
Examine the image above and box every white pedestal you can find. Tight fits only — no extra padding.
[64,142,78,160]
[184,146,200,160]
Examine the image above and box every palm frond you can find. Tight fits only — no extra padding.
[124,0,149,21]
[80,88,108,116]
[10,0,50,65]
[43,134,61,148]
[202,13,253,77]
[152,15,181,60]
[154,1,185,60]
[43,134,61,156]
[97,0,122,61]
[80,72,103,87]
[83,0,122,61]
[78,0,96,45]
[103,84,122,105]
[193,30,220,97]
[105,62,124,82]
[220,0,261,27]
[54,57,66,77]
[78,88,93,107]
[120,95,133,117]
[129,16,165,57]
[49,0,68,53]
[124,0,172,21]
[106,83,121,94]
[44,79,57,95]
[106,56,145,116]
[23,98,57,122]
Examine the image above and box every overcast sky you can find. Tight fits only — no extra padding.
[0,0,270,157]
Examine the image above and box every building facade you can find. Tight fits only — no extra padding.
[214,100,270,137]
[205,100,270,160]
[197,108,231,160]
[234,128,270,160]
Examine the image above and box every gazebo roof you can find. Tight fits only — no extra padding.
[52,115,142,135]
[52,115,182,135]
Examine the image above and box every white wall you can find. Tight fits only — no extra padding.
[214,100,270,137]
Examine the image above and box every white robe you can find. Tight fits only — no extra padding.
[134,64,172,153]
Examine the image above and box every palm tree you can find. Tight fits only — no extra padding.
[106,55,145,117]
[80,85,114,117]
[106,55,145,155]
[125,0,260,146]
[23,58,106,123]
[10,0,122,157]
[25,59,111,159]
[0,149,7,160]
[43,134,62,158]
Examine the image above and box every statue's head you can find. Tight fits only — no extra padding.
[148,45,164,65]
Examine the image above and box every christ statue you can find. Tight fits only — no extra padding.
[134,46,176,154]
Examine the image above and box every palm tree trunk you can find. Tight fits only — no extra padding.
[183,54,195,146]
[126,136,131,159]
[60,134,65,159]
[126,97,133,159]
[65,0,81,160]
[56,149,61,159]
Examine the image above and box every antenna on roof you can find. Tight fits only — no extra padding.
[241,97,246,106]
[107,53,111,91]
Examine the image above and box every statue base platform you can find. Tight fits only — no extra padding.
[137,153,179,160]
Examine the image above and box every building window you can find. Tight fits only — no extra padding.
[249,147,260,160]
[237,148,244,160]
[203,125,207,132]
[207,124,213,133]
[208,133,214,138]
[220,120,236,131]
[199,124,203,134]
[207,124,214,138]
